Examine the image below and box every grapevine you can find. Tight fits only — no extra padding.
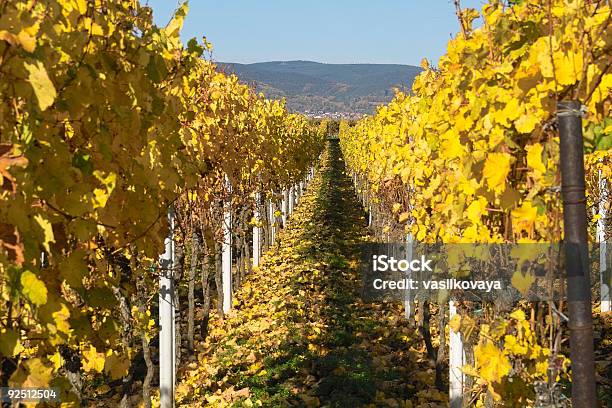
[339,0,610,404]
[0,0,324,403]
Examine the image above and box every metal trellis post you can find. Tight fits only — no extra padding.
[557,100,597,408]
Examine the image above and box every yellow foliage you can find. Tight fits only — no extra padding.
[339,0,609,244]
[474,341,512,397]
[82,346,105,373]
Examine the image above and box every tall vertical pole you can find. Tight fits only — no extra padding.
[557,100,597,408]
[282,189,289,227]
[449,301,465,408]
[159,207,175,408]
[269,199,276,244]
[222,182,232,314]
[599,169,610,312]
[253,192,262,268]
[404,233,413,319]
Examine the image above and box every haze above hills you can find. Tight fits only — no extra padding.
[219,61,422,116]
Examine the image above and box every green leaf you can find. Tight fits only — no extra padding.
[146,55,168,84]
[0,329,24,356]
[86,287,117,308]
[72,151,93,175]
[59,249,87,288]
[24,60,57,111]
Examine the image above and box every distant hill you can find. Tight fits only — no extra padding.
[218,61,422,115]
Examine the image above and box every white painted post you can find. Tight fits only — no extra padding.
[449,301,465,408]
[282,189,289,227]
[253,192,262,268]
[404,233,413,319]
[599,170,610,313]
[159,208,175,408]
[269,199,276,244]
[222,197,232,314]
[289,185,295,215]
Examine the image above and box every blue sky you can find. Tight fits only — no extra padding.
[145,0,485,66]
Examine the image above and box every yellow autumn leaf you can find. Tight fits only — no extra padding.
[49,352,63,369]
[526,143,546,174]
[511,270,535,296]
[514,112,539,134]
[0,30,36,52]
[483,152,512,194]
[24,61,57,111]
[504,334,528,355]
[460,364,480,378]
[17,30,36,52]
[34,214,55,253]
[502,98,522,122]
[509,309,526,322]
[511,201,538,235]
[465,198,487,224]
[440,131,464,160]
[104,351,130,380]
[488,126,505,148]
[420,58,430,70]
[20,271,48,306]
[474,340,512,385]
[22,358,53,387]
[92,171,117,209]
[73,0,88,14]
[82,345,105,373]
[52,302,71,334]
[555,50,583,86]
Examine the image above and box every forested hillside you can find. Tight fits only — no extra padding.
[220,61,422,114]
